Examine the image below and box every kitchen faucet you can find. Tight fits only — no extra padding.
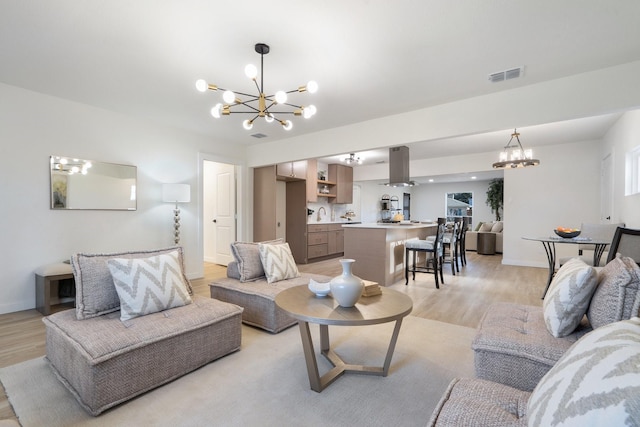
[317,206,326,222]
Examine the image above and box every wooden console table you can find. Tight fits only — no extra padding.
[35,263,74,315]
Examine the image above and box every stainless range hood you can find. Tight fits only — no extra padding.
[385,146,417,187]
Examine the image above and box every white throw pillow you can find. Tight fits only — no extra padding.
[108,250,192,321]
[480,222,494,232]
[527,317,640,426]
[490,221,503,233]
[258,242,300,284]
[543,257,598,337]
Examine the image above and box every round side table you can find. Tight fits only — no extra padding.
[477,232,496,255]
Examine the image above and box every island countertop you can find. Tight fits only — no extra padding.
[343,223,437,286]
[342,222,437,229]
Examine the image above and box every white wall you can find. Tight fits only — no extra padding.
[0,83,245,314]
[602,109,640,229]
[502,140,601,267]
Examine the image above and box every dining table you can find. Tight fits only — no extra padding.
[522,236,611,299]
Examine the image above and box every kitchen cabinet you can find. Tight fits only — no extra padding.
[327,224,344,254]
[306,159,338,202]
[307,223,344,261]
[253,165,307,263]
[328,164,353,203]
[277,161,307,180]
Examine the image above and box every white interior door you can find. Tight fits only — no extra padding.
[600,153,613,222]
[203,161,236,265]
[275,181,286,240]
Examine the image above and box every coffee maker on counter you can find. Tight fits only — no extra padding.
[380,195,401,222]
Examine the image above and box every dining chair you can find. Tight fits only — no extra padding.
[405,218,446,288]
[456,217,468,267]
[442,218,461,275]
[559,222,625,267]
[606,227,640,265]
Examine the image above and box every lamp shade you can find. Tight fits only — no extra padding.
[162,184,191,203]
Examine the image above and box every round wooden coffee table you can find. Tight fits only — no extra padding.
[275,285,413,392]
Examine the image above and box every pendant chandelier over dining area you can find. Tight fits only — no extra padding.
[492,129,540,169]
[195,43,318,131]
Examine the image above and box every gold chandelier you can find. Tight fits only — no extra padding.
[195,43,317,131]
[492,129,540,169]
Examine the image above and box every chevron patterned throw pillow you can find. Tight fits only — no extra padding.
[543,257,598,337]
[527,317,640,426]
[258,242,300,284]
[108,250,192,321]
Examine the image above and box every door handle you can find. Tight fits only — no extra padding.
[606,216,611,220]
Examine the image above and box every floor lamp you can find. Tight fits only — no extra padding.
[162,183,191,245]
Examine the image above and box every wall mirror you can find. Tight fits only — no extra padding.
[50,156,137,210]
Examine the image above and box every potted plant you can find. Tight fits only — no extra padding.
[486,178,504,221]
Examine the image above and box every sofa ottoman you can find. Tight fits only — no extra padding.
[428,377,529,426]
[210,273,332,333]
[43,295,242,415]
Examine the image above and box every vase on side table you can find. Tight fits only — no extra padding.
[330,259,364,307]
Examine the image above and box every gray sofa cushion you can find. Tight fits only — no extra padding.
[472,302,590,391]
[72,247,192,320]
[587,255,640,329]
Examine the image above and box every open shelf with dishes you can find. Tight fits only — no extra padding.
[316,179,336,198]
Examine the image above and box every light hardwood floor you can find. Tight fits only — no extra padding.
[0,252,546,421]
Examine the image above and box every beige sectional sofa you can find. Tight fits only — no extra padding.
[429,254,640,425]
[465,221,503,253]
[43,247,243,416]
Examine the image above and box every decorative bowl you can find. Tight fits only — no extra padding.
[308,279,331,297]
[554,229,581,238]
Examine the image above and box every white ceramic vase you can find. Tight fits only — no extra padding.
[330,259,364,307]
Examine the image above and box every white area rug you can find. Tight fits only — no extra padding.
[0,316,475,427]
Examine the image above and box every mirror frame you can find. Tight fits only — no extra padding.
[50,156,137,210]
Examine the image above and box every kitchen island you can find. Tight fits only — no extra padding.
[342,223,438,286]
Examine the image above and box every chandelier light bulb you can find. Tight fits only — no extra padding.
[243,119,254,130]
[275,91,287,104]
[244,64,258,80]
[306,80,318,94]
[282,120,293,131]
[264,113,274,123]
[303,104,317,118]
[223,90,236,104]
[211,103,222,119]
[195,79,208,92]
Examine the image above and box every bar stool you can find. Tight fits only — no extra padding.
[405,218,446,288]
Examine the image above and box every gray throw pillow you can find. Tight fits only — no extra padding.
[230,239,283,282]
[587,255,640,329]
[72,246,191,320]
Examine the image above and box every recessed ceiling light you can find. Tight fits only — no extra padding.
[428,179,434,183]
[471,176,477,180]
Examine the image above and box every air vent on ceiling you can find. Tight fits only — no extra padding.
[251,133,268,138]
[488,66,525,83]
